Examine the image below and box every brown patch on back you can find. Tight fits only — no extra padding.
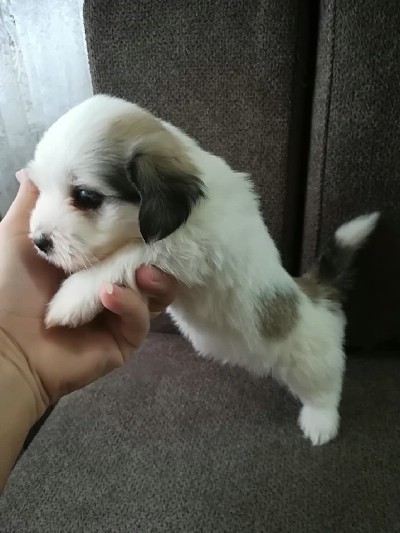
[258,287,299,339]
[295,273,340,304]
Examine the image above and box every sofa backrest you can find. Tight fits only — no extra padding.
[84,0,313,272]
[84,0,400,347]
[303,1,400,347]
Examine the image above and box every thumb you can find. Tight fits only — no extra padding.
[100,283,150,357]
[2,170,39,229]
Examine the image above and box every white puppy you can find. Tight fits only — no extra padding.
[28,95,378,445]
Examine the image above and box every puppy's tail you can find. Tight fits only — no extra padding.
[300,212,380,303]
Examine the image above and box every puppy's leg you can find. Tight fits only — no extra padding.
[45,268,114,328]
[298,400,340,446]
[45,247,143,328]
[277,347,345,446]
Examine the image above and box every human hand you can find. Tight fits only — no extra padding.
[0,170,177,424]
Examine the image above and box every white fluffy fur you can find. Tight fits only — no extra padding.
[335,212,379,248]
[28,95,378,446]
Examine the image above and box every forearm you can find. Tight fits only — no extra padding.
[0,329,38,493]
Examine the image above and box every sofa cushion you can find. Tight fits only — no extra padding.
[1,333,399,532]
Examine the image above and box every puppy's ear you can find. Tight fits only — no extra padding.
[129,151,205,243]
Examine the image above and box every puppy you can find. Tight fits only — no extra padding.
[28,95,378,445]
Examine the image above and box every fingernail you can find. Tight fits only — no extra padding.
[16,170,26,184]
[104,282,114,295]
[150,266,165,284]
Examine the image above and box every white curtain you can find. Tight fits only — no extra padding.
[0,0,93,216]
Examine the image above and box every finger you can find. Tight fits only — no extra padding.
[2,170,39,229]
[136,266,177,312]
[100,283,150,355]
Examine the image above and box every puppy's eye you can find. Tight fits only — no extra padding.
[72,187,104,210]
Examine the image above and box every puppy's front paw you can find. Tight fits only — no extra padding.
[45,276,102,328]
[298,404,339,446]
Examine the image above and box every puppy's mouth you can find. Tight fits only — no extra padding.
[31,232,97,274]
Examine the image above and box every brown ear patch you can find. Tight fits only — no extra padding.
[108,112,163,144]
[257,288,299,339]
[104,111,206,243]
[108,111,197,176]
[130,150,205,243]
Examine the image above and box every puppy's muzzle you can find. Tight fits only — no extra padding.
[33,233,53,254]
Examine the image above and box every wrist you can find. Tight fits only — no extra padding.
[0,327,46,426]
[0,328,45,492]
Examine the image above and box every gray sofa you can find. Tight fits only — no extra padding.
[1,1,399,531]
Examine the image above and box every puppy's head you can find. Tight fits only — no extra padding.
[29,95,205,272]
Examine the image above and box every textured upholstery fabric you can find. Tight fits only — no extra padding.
[150,311,179,336]
[3,3,399,532]
[303,0,400,347]
[1,334,400,532]
[83,0,312,270]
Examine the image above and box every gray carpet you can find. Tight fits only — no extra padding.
[1,333,399,532]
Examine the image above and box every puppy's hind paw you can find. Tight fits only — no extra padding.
[298,404,339,446]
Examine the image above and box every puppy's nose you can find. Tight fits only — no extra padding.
[33,234,53,254]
